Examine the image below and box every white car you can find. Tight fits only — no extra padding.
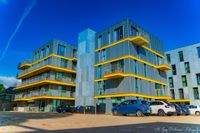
[149,101,176,116]
[187,105,200,115]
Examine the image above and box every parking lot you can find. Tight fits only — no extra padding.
[0,112,200,133]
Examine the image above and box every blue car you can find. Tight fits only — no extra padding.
[173,104,182,115]
[179,105,190,115]
[112,100,151,116]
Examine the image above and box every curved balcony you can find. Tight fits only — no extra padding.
[18,59,32,70]
[156,64,171,71]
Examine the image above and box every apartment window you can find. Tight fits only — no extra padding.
[40,48,45,58]
[57,45,65,56]
[134,60,137,74]
[166,54,171,64]
[144,64,147,77]
[98,36,102,48]
[184,62,190,73]
[193,87,200,100]
[136,45,140,57]
[114,26,123,41]
[108,32,111,44]
[102,49,106,62]
[168,77,174,88]
[179,88,184,99]
[182,75,187,87]
[178,51,184,62]
[73,49,77,57]
[197,47,200,58]
[97,66,103,78]
[135,78,138,92]
[170,89,175,99]
[98,81,105,95]
[130,26,138,36]
[172,64,176,75]
[46,46,50,55]
[196,73,200,85]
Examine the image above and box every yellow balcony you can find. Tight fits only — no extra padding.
[104,72,125,79]
[130,35,149,46]
[18,63,32,70]
[18,65,76,79]
[94,92,171,100]
[156,64,171,71]
[168,99,190,103]
[16,80,76,90]
[14,96,75,101]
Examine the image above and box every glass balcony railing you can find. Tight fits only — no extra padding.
[18,56,76,76]
[15,89,75,99]
[18,59,32,69]
[20,73,76,86]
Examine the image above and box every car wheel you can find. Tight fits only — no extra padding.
[158,109,165,116]
[136,110,144,117]
[112,110,119,116]
[195,111,200,116]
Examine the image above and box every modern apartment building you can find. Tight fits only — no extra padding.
[93,19,171,113]
[15,18,172,113]
[15,39,77,112]
[165,43,200,105]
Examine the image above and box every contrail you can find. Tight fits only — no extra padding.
[0,0,37,61]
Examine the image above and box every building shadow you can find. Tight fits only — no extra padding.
[12,122,200,133]
[0,111,73,127]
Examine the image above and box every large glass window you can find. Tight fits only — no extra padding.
[130,26,138,36]
[196,73,200,85]
[108,32,111,44]
[170,89,175,99]
[179,88,184,99]
[98,35,102,48]
[114,26,123,41]
[97,66,103,78]
[46,46,50,56]
[184,62,190,73]
[111,60,124,73]
[168,77,174,88]
[197,47,200,58]
[172,64,176,75]
[144,64,147,77]
[178,51,184,62]
[134,60,137,74]
[182,75,187,87]
[193,87,200,100]
[57,45,65,56]
[166,54,171,64]
[40,48,45,58]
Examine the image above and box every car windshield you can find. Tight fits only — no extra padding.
[141,101,148,105]
[164,101,173,106]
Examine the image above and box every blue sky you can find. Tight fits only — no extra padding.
[0,0,200,86]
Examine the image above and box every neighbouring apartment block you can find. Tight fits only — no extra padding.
[15,19,172,113]
[165,43,200,105]
[15,40,77,112]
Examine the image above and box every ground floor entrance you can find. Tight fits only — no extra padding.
[16,99,74,112]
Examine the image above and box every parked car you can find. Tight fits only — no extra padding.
[187,105,200,115]
[179,104,190,115]
[173,104,182,115]
[149,101,176,116]
[56,105,75,113]
[112,100,151,117]
[173,104,190,115]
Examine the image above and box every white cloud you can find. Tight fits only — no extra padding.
[0,76,21,88]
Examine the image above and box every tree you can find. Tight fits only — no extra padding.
[0,84,5,93]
